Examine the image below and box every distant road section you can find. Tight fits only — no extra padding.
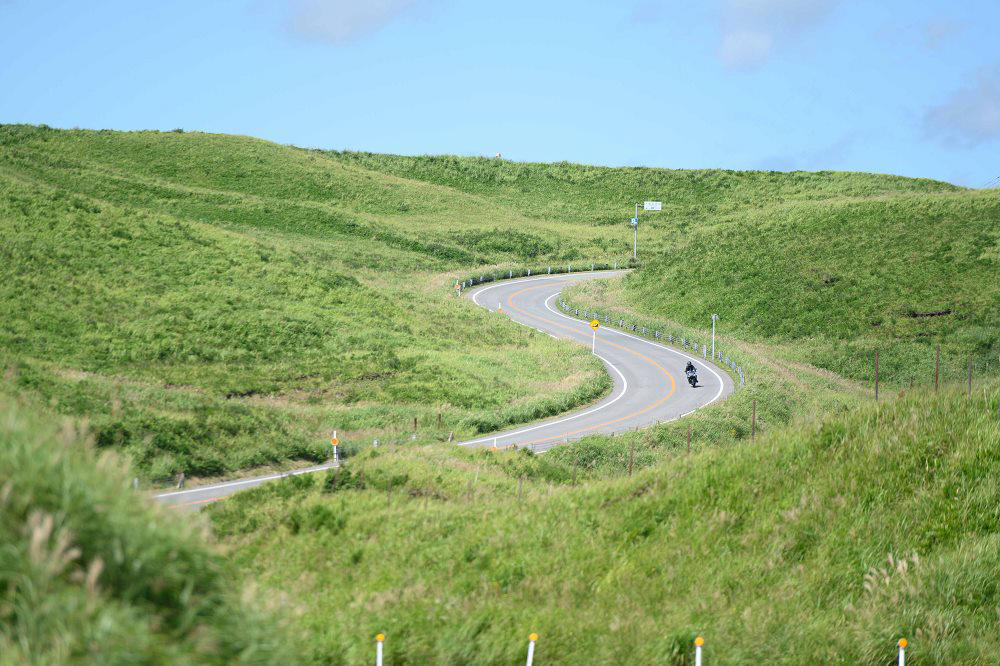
[153,462,338,509]
[154,271,732,509]
[459,272,733,451]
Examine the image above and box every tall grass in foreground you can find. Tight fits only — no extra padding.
[0,396,308,664]
[211,384,1000,664]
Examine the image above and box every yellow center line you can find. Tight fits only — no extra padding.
[171,496,223,509]
[502,283,676,446]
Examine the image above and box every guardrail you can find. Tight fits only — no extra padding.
[454,259,637,293]
[556,298,746,387]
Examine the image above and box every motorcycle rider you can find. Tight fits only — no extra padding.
[685,361,698,387]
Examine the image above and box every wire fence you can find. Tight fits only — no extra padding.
[555,298,746,387]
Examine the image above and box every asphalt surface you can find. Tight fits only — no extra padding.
[153,270,733,509]
[459,271,733,451]
[153,461,339,509]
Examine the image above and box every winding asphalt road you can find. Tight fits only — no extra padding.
[154,270,732,509]
[460,271,733,451]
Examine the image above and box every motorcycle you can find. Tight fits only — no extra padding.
[685,367,698,387]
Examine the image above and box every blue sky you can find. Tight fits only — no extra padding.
[2,0,999,187]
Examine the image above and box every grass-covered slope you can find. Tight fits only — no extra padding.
[0,125,609,479]
[0,396,306,664]
[210,386,1000,664]
[624,188,1000,384]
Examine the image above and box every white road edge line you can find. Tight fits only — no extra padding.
[459,353,629,446]
[153,463,337,498]
[462,275,631,445]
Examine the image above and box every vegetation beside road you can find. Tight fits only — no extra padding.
[211,385,1000,664]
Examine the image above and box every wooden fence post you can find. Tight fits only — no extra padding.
[935,345,940,391]
[875,350,880,401]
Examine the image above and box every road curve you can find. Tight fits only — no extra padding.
[153,270,733,509]
[460,271,734,451]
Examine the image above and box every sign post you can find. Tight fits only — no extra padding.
[590,319,600,354]
[330,431,339,464]
[632,202,639,259]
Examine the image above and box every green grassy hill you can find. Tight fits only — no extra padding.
[0,395,305,664]
[4,125,994,482]
[210,384,1000,664]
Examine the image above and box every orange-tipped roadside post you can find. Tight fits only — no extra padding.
[694,636,704,666]
[376,633,385,666]
[330,431,339,464]
[526,633,538,666]
[898,638,907,666]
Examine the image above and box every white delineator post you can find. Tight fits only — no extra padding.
[376,634,385,666]
[592,328,596,354]
[898,638,907,666]
[331,430,339,465]
[711,314,718,359]
[694,636,704,666]
[526,633,538,666]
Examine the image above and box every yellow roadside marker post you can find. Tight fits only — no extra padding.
[525,633,539,666]
[694,636,704,666]
[590,319,600,355]
[898,638,907,666]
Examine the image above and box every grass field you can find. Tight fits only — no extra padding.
[210,384,1000,664]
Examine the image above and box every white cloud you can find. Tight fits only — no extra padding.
[287,0,435,44]
[923,17,962,50]
[924,64,1000,148]
[718,0,842,70]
